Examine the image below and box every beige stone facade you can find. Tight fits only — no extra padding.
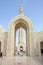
[0,6,43,57]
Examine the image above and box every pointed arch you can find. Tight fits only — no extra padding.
[7,15,33,56]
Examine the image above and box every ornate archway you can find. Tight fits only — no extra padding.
[7,15,33,56]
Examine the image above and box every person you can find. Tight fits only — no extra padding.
[18,52,19,55]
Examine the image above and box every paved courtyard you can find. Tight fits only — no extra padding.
[0,56,43,65]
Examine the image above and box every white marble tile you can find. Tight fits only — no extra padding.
[0,56,43,65]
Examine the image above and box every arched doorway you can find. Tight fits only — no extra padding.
[7,15,33,56]
[13,19,30,56]
[40,41,43,56]
[15,22,26,56]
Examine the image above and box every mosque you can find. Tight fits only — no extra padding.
[0,5,43,57]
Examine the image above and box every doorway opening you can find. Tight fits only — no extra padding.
[15,28,26,56]
[40,41,43,56]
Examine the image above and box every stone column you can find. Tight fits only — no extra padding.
[7,26,15,56]
[26,27,30,56]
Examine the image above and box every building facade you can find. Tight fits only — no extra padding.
[0,5,43,57]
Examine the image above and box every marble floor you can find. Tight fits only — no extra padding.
[0,56,43,65]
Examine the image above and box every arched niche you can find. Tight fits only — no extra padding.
[38,37,43,56]
[40,41,43,56]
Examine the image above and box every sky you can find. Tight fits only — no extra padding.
[0,0,43,32]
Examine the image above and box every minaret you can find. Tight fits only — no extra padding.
[18,28,24,44]
[19,4,24,15]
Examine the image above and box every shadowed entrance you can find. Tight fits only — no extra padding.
[40,41,43,56]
